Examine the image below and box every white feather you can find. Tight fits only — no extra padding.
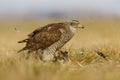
[70,26,76,33]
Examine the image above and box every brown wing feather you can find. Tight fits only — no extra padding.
[28,23,63,37]
[19,23,67,52]
[26,29,62,50]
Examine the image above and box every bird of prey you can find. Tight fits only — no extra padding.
[18,20,84,62]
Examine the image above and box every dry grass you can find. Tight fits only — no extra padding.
[0,18,120,80]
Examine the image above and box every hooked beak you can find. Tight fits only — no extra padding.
[78,24,84,29]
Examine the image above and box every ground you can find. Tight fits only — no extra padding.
[0,18,120,80]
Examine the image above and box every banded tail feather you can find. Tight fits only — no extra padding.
[18,39,28,43]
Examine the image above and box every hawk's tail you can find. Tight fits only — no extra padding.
[18,39,28,43]
[17,47,27,53]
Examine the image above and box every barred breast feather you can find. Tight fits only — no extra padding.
[42,28,74,61]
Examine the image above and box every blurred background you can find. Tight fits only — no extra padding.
[0,0,120,20]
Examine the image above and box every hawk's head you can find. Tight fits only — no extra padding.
[70,20,84,29]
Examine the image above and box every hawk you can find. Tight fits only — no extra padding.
[18,20,84,62]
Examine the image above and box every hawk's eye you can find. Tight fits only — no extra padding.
[70,23,74,26]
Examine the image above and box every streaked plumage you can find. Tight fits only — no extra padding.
[18,20,84,61]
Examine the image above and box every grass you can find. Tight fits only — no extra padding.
[0,18,120,80]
